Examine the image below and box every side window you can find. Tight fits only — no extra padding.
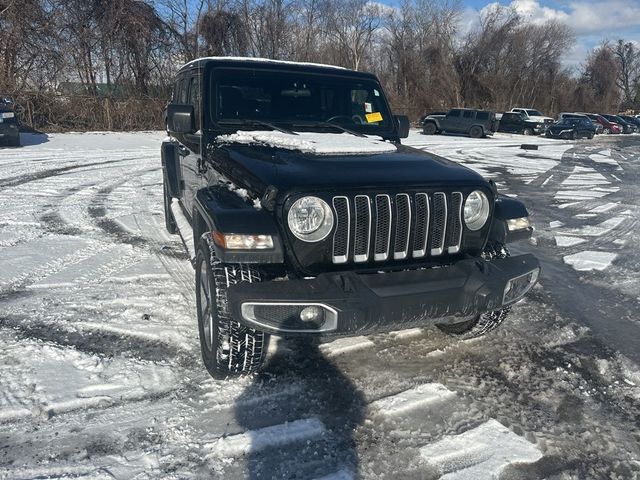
[476,111,489,121]
[463,110,474,119]
[178,77,189,104]
[449,109,461,117]
[188,75,201,130]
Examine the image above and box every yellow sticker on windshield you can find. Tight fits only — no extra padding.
[366,112,383,123]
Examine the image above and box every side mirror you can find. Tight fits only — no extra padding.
[167,104,195,134]
[395,115,410,139]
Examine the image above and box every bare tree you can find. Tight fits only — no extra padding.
[613,40,640,109]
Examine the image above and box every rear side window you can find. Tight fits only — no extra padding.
[177,77,189,104]
[449,109,462,117]
[476,112,489,120]
[463,110,474,119]
[188,75,201,130]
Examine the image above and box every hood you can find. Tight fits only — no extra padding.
[528,115,553,123]
[210,137,489,198]
[549,124,574,132]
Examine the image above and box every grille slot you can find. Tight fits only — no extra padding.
[412,193,430,258]
[331,191,467,264]
[393,194,411,260]
[446,192,463,254]
[332,196,350,264]
[354,195,371,262]
[374,195,391,261]
[430,193,447,256]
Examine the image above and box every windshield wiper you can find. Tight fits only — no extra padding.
[219,119,297,135]
[294,121,366,137]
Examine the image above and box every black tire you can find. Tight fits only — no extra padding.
[195,236,269,379]
[469,126,483,138]
[437,243,511,339]
[523,127,533,136]
[8,135,20,147]
[588,132,594,139]
[571,131,578,140]
[423,122,438,135]
[163,181,178,234]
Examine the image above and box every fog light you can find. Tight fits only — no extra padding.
[503,268,540,305]
[300,305,324,323]
[506,217,531,231]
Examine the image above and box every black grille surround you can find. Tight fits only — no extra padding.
[281,188,493,275]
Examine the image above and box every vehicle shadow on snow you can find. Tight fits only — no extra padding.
[19,132,49,146]
[235,335,366,479]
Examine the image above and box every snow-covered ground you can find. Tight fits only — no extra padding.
[1,131,640,479]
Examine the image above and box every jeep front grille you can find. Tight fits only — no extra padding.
[332,192,464,264]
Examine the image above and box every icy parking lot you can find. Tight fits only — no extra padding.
[1,131,640,478]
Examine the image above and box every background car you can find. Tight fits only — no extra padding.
[0,96,20,147]
[558,112,602,134]
[618,114,640,130]
[582,113,621,134]
[546,118,596,139]
[602,114,636,134]
[510,107,554,125]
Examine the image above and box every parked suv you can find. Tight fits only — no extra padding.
[162,58,539,378]
[498,112,546,135]
[422,108,497,138]
[582,113,620,134]
[546,118,596,139]
[0,96,20,147]
[602,114,636,134]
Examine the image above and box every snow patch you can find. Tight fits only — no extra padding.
[217,131,397,155]
[555,236,586,247]
[205,417,325,458]
[563,251,617,271]
[419,419,543,479]
[320,336,375,357]
[372,383,456,416]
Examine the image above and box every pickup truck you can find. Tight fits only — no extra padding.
[509,108,553,125]
[422,108,497,138]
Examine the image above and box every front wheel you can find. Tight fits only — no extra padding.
[423,122,438,135]
[603,128,610,134]
[523,127,533,136]
[195,236,269,379]
[437,243,512,339]
[469,126,483,138]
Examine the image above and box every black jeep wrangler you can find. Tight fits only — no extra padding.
[162,58,539,379]
[422,108,498,138]
[0,96,20,147]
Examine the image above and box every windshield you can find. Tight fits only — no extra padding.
[210,68,393,135]
[526,109,543,116]
[557,119,578,126]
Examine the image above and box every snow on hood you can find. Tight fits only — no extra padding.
[216,131,397,155]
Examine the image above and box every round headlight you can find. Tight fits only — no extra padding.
[287,196,334,242]
[464,190,490,231]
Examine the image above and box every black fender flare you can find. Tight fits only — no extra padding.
[193,185,284,264]
[488,195,533,244]
[161,141,182,198]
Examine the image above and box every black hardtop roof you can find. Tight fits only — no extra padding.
[178,57,377,80]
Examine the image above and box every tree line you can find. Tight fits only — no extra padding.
[1,0,638,131]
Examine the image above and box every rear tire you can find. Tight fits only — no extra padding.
[437,243,511,339]
[571,131,578,140]
[469,126,483,138]
[423,122,438,135]
[195,236,269,379]
[588,132,594,139]
[603,128,610,134]
[163,181,178,234]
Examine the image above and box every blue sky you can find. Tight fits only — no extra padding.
[458,0,640,70]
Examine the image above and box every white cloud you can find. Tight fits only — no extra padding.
[459,0,640,68]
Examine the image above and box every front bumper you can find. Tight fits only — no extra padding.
[227,254,540,336]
